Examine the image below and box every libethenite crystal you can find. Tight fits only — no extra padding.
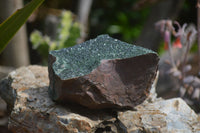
[48,34,159,110]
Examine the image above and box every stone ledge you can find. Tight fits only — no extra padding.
[0,65,199,133]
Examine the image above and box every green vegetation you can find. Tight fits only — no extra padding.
[0,0,44,53]
[30,10,81,62]
[90,1,150,43]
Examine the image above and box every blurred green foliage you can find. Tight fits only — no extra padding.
[0,0,44,54]
[90,0,150,43]
[30,10,80,63]
[28,0,196,64]
[190,42,198,53]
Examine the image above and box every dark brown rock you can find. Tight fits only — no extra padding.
[48,35,159,110]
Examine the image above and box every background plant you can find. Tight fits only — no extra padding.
[156,19,200,112]
[0,0,44,54]
[30,10,81,63]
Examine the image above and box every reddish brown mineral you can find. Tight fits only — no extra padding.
[48,35,159,109]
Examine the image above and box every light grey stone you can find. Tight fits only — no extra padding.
[0,65,199,133]
[118,98,200,133]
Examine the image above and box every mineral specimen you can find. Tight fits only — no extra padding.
[48,34,159,109]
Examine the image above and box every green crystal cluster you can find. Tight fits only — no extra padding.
[49,35,156,80]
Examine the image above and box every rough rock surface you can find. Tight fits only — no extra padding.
[0,97,7,126]
[0,66,200,133]
[0,66,102,133]
[48,34,159,110]
[119,98,200,133]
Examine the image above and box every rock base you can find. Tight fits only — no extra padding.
[0,66,199,133]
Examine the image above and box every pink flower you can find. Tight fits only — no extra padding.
[173,37,182,48]
[164,30,170,50]
[164,42,168,50]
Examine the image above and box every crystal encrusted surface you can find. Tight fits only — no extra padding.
[49,34,156,80]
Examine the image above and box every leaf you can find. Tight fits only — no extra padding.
[0,0,44,53]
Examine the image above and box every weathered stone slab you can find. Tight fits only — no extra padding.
[48,34,159,109]
[118,98,200,133]
[0,66,199,133]
[0,66,106,133]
